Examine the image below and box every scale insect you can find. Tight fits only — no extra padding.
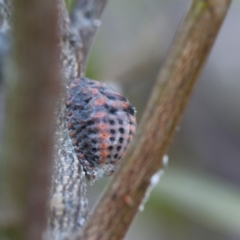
[66,77,136,181]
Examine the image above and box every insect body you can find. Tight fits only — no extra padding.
[66,77,136,181]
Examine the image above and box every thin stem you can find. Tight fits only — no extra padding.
[70,0,108,71]
[78,0,231,239]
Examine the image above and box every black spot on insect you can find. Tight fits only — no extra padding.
[87,120,94,126]
[117,146,121,151]
[76,125,86,132]
[73,105,79,111]
[83,143,89,149]
[88,160,95,167]
[88,81,95,85]
[106,95,116,100]
[92,148,97,152]
[110,137,115,142]
[108,146,113,151]
[82,134,88,139]
[114,154,118,159]
[84,98,91,104]
[88,128,97,135]
[118,95,127,102]
[106,92,127,102]
[118,119,123,125]
[119,128,124,134]
[125,106,135,116]
[109,107,117,115]
[119,137,124,144]
[91,139,97,144]
[109,119,115,125]
[110,129,116,134]
[104,104,109,110]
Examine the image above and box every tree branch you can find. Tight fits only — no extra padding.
[70,0,108,70]
[47,1,108,239]
[0,0,11,141]
[0,1,60,240]
[0,0,11,34]
[78,0,231,239]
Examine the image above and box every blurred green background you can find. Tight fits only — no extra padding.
[69,0,240,239]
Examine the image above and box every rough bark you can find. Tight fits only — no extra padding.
[47,1,108,239]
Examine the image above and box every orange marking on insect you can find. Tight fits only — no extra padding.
[94,98,106,106]
[99,132,110,139]
[72,139,78,146]
[111,101,119,108]
[66,100,71,107]
[99,142,108,149]
[99,158,106,164]
[121,102,129,109]
[90,88,98,94]
[130,125,136,134]
[77,153,84,159]
[81,87,88,93]
[97,123,107,130]
[74,147,80,152]
[94,112,105,119]
[100,150,108,158]
[69,131,76,137]
[129,115,136,124]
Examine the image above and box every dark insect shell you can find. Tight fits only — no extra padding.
[66,77,136,181]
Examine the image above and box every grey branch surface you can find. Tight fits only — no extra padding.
[0,0,10,143]
[47,1,108,239]
[70,0,108,69]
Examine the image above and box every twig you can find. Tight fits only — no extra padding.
[0,0,10,143]
[70,0,108,71]
[78,0,231,239]
[0,0,11,34]
[0,1,60,240]
[47,1,108,239]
